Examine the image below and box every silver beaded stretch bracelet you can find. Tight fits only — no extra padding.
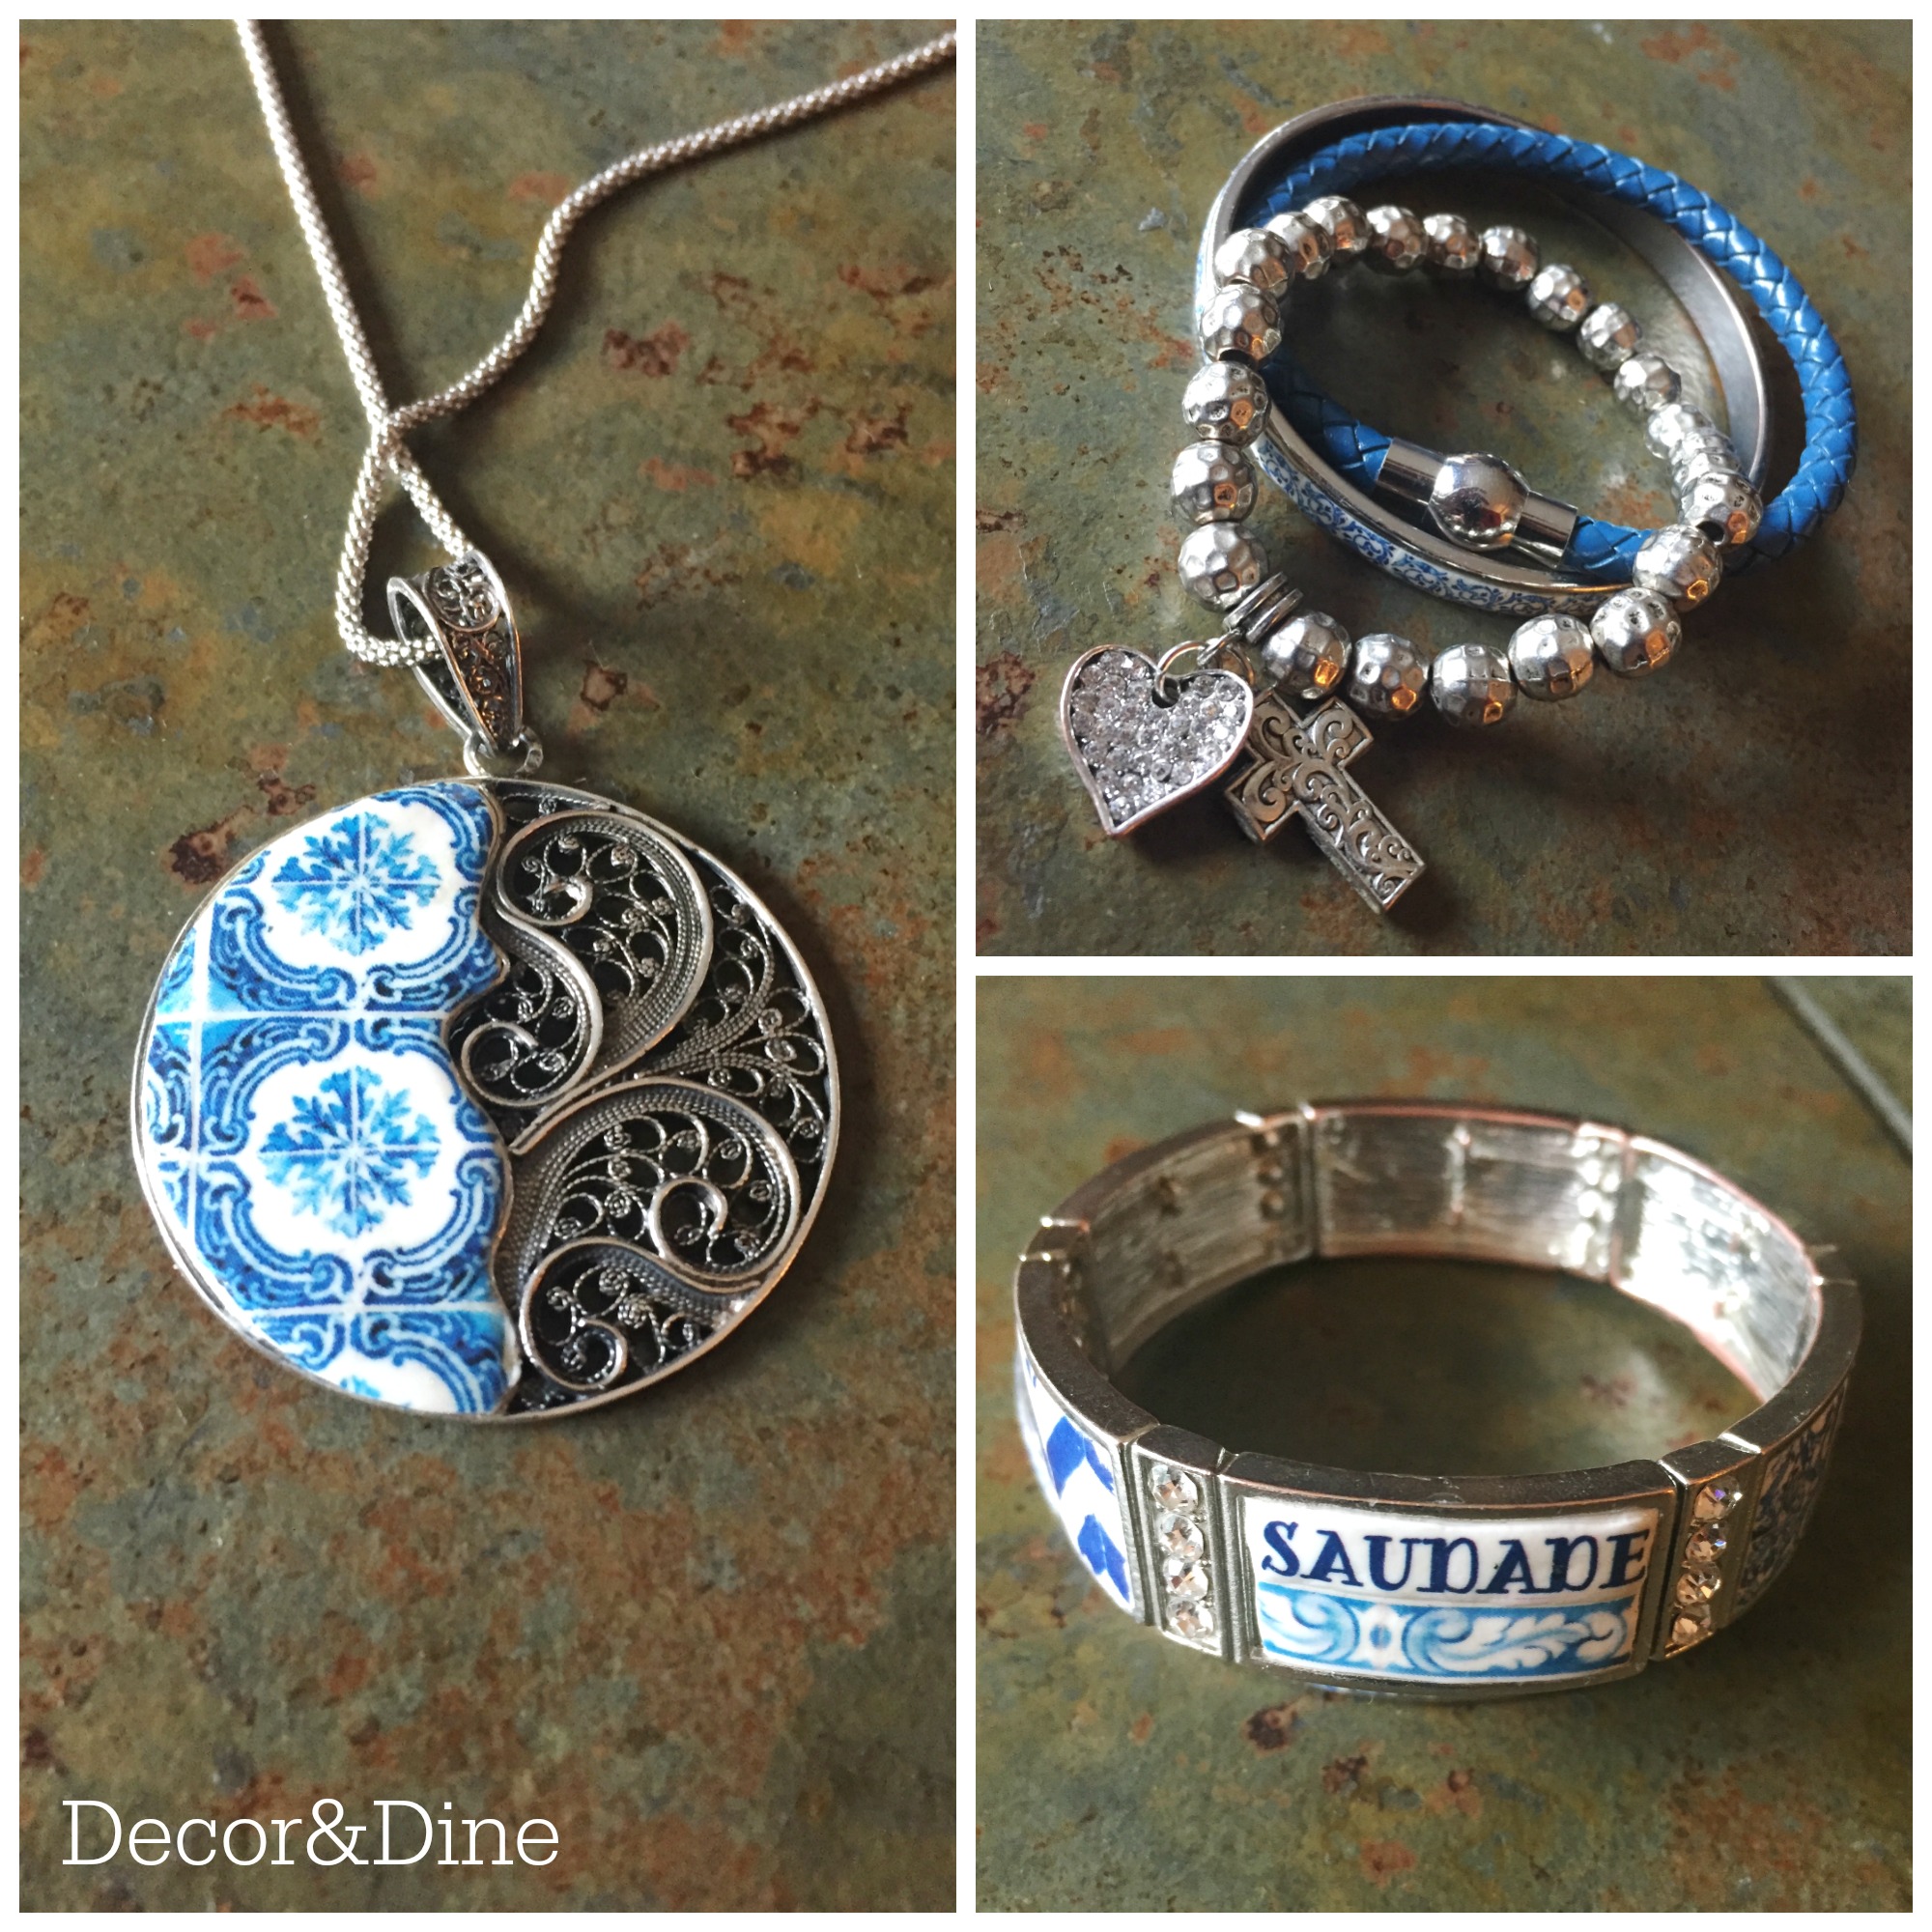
[1013,1103,1860,1699]
[1060,195,1758,911]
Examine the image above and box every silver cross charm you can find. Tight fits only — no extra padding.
[1221,689,1425,913]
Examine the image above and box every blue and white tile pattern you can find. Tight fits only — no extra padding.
[138,783,515,1414]
[1241,1498,1659,1684]
[1016,1348,1132,1609]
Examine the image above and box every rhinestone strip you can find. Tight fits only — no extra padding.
[1146,1462,1218,1647]
[1662,1473,1747,1654]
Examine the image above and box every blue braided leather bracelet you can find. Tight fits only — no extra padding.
[1240,119,1857,577]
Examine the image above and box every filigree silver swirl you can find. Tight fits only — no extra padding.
[519,1239,721,1394]
[453,907,603,1116]
[451,779,834,1416]
[498,1078,803,1403]
[497,811,713,1089]
[446,806,713,1138]
[426,554,501,630]
[641,887,832,1161]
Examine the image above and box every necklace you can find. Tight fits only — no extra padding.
[130,22,954,1420]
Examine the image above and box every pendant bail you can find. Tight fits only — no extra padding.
[387,551,543,778]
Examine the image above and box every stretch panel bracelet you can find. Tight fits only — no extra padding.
[1239,118,1856,578]
[1013,1103,1860,1700]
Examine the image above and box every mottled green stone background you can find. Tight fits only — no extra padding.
[977,978,1909,1910]
[22,19,953,1910]
[976,21,1910,954]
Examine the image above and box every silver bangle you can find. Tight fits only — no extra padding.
[1013,1102,1859,1700]
[1196,96,1774,616]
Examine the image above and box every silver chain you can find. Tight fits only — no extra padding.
[235,19,956,668]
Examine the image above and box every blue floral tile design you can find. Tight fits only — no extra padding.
[259,1065,442,1236]
[271,812,440,952]
[1015,1347,1131,1609]
[136,783,515,1415]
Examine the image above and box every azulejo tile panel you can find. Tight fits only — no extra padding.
[139,786,513,1414]
[1015,1349,1132,1609]
[1239,1498,1659,1684]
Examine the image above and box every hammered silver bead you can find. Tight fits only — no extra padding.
[1612,353,1682,414]
[1181,360,1272,445]
[1171,440,1258,525]
[1525,263,1592,331]
[1591,587,1681,677]
[1303,194,1368,261]
[1577,301,1644,370]
[1430,642,1517,727]
[1260,611,1351,701]
[1430,452,1527,550]
[1644,402,1718,459]
[1363,205,1426,273]
[1673,436,1741,487]
[1213,226,1294,300]
[1198,282,1282,363]
[1680,470,1763,550]
[1478,224,1540,291]
[1507,613,1596,701]
[1633,524,1723,610]
[1422,212,1481,275]
[1263,209,1333,280]
[1177,523,1268,607]
[1347,633,1427,717]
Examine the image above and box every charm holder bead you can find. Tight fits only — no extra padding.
[1525,262,1591,330]
[1211,226,1294,300]
[1577,299,1643,369]
[1363,204,1427,272]
[1177,523,1267,607]
[1421,211,1480,275]
[1591,588,1681,677]
[1429,641,1515,727]
[1014,1104,1860,1697]
[1507,613,1595,700]
[1199,281,1282,362]
[1477,222,1540,290]
[1260,209,1332,279]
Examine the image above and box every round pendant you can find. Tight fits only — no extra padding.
[132,778,838,1419]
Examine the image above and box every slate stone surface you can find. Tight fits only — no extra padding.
[976,21,1909,954]
[22,19,954,1909]
[977,976,1909,1909]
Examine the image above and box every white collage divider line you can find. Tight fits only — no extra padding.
[974,954,1908,976]
[951,16,977,1917]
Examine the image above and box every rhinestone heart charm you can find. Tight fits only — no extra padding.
[1060,646,1255,837]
